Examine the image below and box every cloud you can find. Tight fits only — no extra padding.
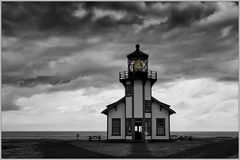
[2,2,81,36]
[2,84,50,111]
[1,2,238,131]
[93,8,126,20]
[2,93,20,111]
[2,87,123,130]
[153,78,238,131]
[163,2,217,30]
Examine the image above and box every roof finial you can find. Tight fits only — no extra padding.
[136,44,140,51]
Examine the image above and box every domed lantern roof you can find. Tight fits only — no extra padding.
[127,44,149,59]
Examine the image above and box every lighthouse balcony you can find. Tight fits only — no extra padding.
[119,70,157,84]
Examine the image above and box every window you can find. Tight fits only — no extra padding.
[126,118,132,135]
[112,118,121,135]
[156,118,165,136]
[145,119,151,136]
[126,84,133,96]
[128,58,148,72]
[145,100,151,113]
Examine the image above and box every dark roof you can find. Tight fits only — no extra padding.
[101,97,125,115]
[152,97,176,115]
[127,44,149,59]
[101,96,176,115]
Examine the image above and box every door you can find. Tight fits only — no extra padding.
[134,119,142,141]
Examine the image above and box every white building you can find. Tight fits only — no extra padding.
[102,44,176,142]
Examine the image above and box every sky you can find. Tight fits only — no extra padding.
[2,1,238,131]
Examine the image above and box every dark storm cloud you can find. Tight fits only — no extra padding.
[2,2,238,111]
[164,3,216,30]
[2,2,218,38]
[2,96,20,111]
[85,2,218,31]
[2,41,97,84]
[2,75,71,87]
[2,51,120,88]
[2,2,145,38]
[2,2,80,36]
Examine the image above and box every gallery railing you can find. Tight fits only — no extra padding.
[119,70,157,80]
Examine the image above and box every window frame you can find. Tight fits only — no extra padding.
[125,84,133,96]
[145,100,151,113]
[156,118,165,136]
[112,118,121,136]
[145,118,151,136]
[125,118,132,136]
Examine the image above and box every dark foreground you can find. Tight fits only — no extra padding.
[2,138,238,158]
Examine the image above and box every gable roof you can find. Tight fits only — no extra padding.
[101,96,176,115]
[101,97,125,115]
[151,97,176,115]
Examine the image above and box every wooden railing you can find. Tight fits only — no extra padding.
[119,70,157,80]
[147,70,157,79]
[119,71,129,79]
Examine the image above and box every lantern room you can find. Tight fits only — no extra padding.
[127,44,149,73]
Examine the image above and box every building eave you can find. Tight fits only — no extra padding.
[101,97,125,115]
[101,96,176,115]
[151,97,176,115]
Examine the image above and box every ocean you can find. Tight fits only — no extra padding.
[2,131,238,140]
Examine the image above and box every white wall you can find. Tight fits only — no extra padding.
[145,113,151,118]
[145,80,151,100]
[108,101,125,139]
[126,136,132,140]
[126,97,132,118]
[151,101,170,140]
[134,80,143,118]
[144,80,152,140]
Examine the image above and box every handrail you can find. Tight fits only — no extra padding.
[119,71,129,79]
[119,70,157,80]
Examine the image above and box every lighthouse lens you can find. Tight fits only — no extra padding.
[134,59,142,71]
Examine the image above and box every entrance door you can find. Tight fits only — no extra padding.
[134,119,142,141]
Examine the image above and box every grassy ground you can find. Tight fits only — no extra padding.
[164,138,239,158]
[38,140,113,158]
[2,138,239,158]
[71,140,131,157]
[147,138,238,158]
[1,139,43,158]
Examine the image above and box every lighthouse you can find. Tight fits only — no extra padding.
[102,44,176,142]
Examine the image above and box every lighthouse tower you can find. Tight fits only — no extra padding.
[119,44,157,141]
[102,44,175,142]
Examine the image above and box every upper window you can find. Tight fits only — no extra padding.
[112,118,121,136]
[126,84,133,96]
[145,100,151,113]
[156,118,165,136]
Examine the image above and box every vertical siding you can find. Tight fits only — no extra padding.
[144,80,151,140]
[145,80,151,100]
[126,97,132,118]
[108,102,125,139]
[134,80,143,117]
[151,101,170,140]
[145,113,151,118]
[126,136,132,140]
